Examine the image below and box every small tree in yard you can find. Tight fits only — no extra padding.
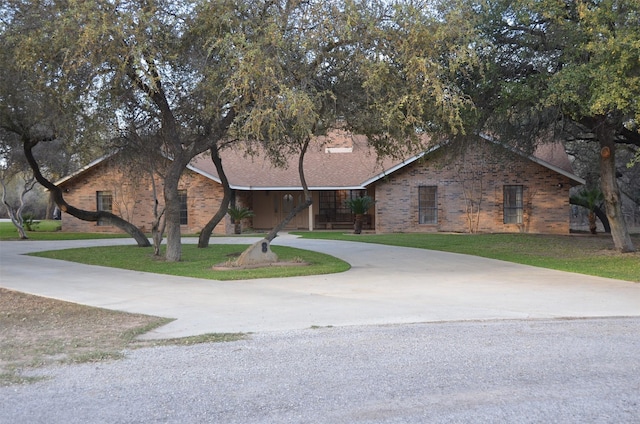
[227,206,254,235]
[453,147,485,234]
[0,172,36,239]
[572,187,605,235]
[458,171,483,234]
[0,130,44,239]
[346,196,375,234]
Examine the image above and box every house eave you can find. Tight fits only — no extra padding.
[531,158,586,185]
[53,153,116,187]
[187,164,367,191]
[233,185,367,191]
[360,145,441,187]
[186,164,223,185]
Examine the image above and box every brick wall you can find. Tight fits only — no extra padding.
[374,142,574,234]
[60,158,231,235]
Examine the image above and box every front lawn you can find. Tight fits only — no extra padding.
[30,244,351,280]
[293,232,640,282]
[0,220,130,241]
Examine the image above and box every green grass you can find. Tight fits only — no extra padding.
[30,244,351,280]
[293,231,640,282]
[0,220,130,241]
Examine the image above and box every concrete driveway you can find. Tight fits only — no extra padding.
[0,234,638,338]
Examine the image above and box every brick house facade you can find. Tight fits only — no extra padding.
[56,133,584,235]
[58,156,234,235]
[374,140,577,234]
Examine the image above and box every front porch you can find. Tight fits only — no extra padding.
[249,189,375,231]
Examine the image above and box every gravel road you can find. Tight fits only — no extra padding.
[2,317,639,424]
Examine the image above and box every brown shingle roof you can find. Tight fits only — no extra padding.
[189,130,583,189]
[533,142,574,174]
[54,129,583,189]
[190,130,402,190]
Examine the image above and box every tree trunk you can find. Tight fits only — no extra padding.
[163,163,183,262]
[597,127,635,252]
[149,173,165,256]
[152,214,166,256]
[198,146,232,248]
[2,198,28,239]
[12,219,28,239]
[45,195,55,220]
[6,208,28,239]
[354,214,363,234]
[265,197,313,242]
[588,211,597,234]
[265,138,312,242]
[594,206,611,234]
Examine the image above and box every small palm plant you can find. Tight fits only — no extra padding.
[571,187,604,234]
[345,195,375,234]
[227,206,254,234]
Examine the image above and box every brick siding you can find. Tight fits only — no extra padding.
[60,158,232,235]
[60,142,576,236]
[374,142,574,234]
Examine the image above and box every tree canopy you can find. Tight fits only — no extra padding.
[461,0,640,252]
[2,0,637,253]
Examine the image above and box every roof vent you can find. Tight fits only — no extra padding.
[325,147,353,154]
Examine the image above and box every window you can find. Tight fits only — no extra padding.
[178,190,188,225]
[319,190,366,221]
[96,191,113,226]
[504,185,523,224]
[319,191,337,221]
[419,186,438,224]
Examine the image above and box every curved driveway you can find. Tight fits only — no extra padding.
[1,235,638,338]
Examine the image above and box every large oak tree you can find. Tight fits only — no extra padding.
[468,0,639,252]
[202,0,484,246]
[1,3,150,245]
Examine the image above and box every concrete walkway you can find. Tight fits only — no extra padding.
[0,234,638,338]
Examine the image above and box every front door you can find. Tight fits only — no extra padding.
[279,191,306,229]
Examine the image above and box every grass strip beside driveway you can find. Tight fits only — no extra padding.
[293,232,640,282]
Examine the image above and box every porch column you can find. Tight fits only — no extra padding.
[308,203,314,231]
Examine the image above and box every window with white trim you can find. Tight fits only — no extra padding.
[96,191,113,226]
[503,185,523,224]
[418,186,438,224]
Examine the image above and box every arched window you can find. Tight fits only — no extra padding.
[282,194,294,214]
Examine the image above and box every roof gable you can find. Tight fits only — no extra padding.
[56,130,584,189]
[54,153,116,187]
[478,133,585,185]
[361,135,584,187]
